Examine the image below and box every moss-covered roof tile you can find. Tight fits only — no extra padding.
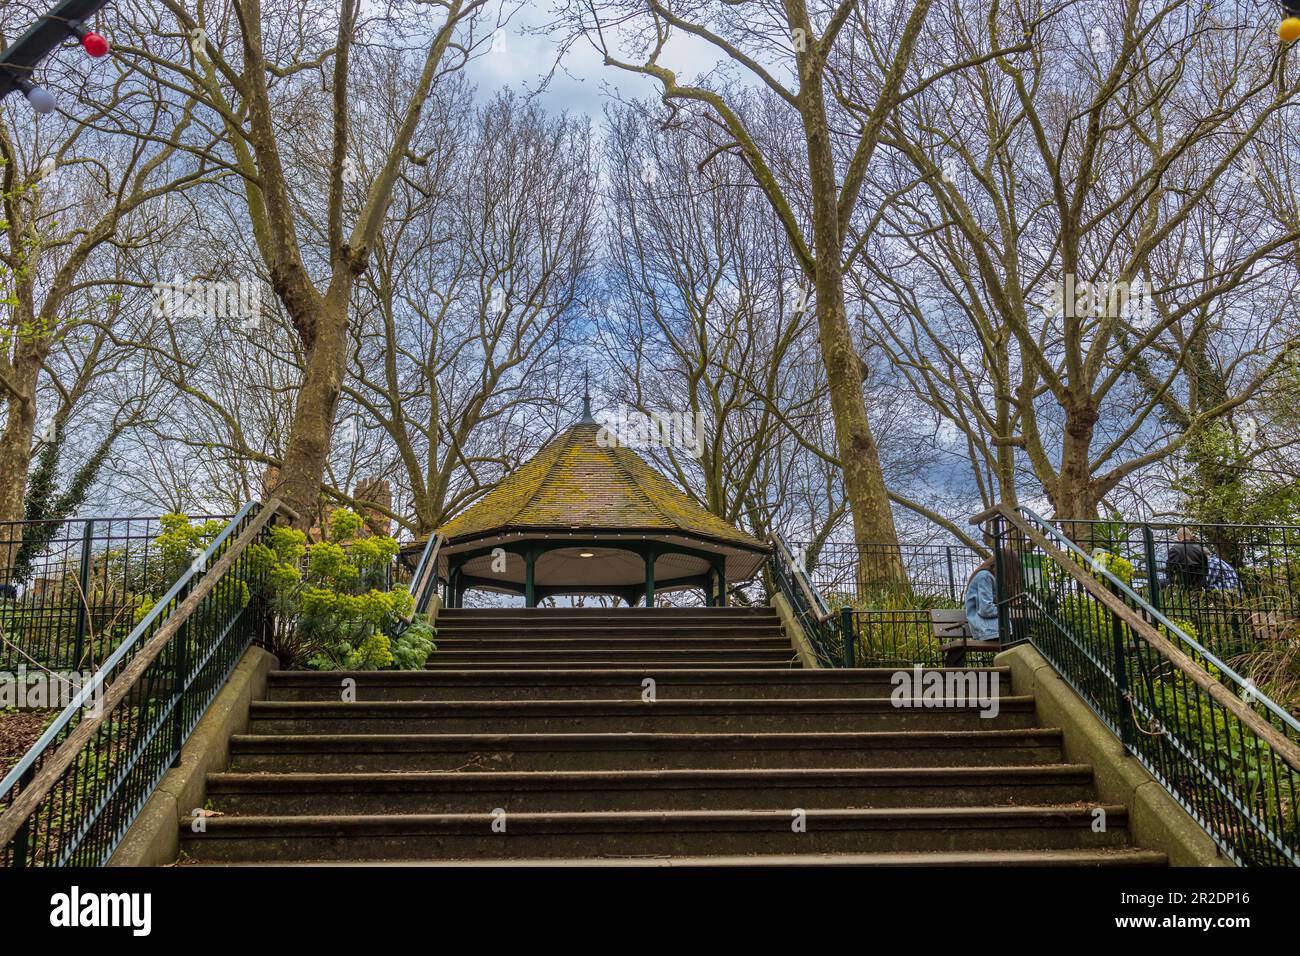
[436,422,765,551]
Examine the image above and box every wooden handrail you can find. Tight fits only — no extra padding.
[0,500,286,851]
[985,503,1300,773]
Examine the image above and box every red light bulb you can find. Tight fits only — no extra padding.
[81,32,109,57]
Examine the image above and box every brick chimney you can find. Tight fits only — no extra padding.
[355,477,393,537]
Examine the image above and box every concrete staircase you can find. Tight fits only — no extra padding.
[181,607,1167,865]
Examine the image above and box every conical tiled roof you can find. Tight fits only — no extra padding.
[435,421,766,552]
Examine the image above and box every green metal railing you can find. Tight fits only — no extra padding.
[770,534,841,667]
[839,606,998,669]
[1050,518,1299,662]
[0,512,231,671]
[0,499,293,866]
[984,504,1300,867]
[394,533,442,632]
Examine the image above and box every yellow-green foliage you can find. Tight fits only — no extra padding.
[1093,550,1135,586]
[133,516,248,627]
[156,513,227,578]
[246,509,430,671]
[1046,547,1134,589]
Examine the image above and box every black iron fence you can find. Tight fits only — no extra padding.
[0,513,229,672]
[990,506,1300,866]
[789,540,986,667]
[839,607,998,669]
[793,540,987,605]
[0,501,285,867]
[1057,520,1300,670]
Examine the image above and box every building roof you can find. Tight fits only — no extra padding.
[435,420,767,553]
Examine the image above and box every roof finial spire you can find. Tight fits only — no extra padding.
[580,365,595,424]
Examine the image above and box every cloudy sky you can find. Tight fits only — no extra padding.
[463,6,732,117]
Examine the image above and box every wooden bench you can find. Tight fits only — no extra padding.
[930,608,1000,667]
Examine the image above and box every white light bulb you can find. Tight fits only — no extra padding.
[25,85,56,115]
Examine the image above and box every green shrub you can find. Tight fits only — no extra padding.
[1044,547,1135,589]
[245,509,434,671]
[836,587,963,667]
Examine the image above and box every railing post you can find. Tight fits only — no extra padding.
[72,519,94,669]
[992,517,1011,646]
[11,765,35,866]
[839,606,855,669]
[1108,579,1135,749]
[1142,523,1162,613]
[170,580,192,768]
[945,546,956,601]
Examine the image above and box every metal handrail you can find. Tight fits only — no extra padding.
[0,498,295,858]
[1054,517,1300,534]
[1016,505,1300,750]
[773,533,833,624]
[770,533,841,666]
[399,532,443,623]
[981,503,1300,865]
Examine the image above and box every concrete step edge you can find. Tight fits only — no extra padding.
[206,764,1097,791]
[186,804,1130,834]
[247,696,1036,715]
[229,727,1066,749]
[267,667,1012,682]
[188,848,1167,867]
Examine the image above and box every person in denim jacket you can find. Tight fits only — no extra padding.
[964,548,1021,643]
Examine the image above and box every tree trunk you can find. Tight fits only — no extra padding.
[0,357,40,575]
[1054,403,1101,522]
[800,70,905,592]
[272,296,349,530]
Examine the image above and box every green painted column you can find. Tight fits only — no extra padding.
[644,548,656,607]
[525,549,536,608]
[716,562,727,607]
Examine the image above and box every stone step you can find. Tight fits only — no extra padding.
[228,728,1066,772]
[422,659,798,670]
[434,624,780,639]
[194,848,1169,867]
[264,667,1013,702]
[436,608,778,620]
[430,635,791,648]
[182,805,1132,862]
[205,765,1097,815]
[425,648,796,664]
[246,697,1036,735]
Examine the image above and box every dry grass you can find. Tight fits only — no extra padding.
[0,708,56,779]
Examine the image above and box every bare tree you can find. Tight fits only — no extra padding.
[598,99,841,546]
[870,0,1300,519]
[0,7,221,569]
[557,0,1000,581]
[132,0,492,527]
[342,87,596,534]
